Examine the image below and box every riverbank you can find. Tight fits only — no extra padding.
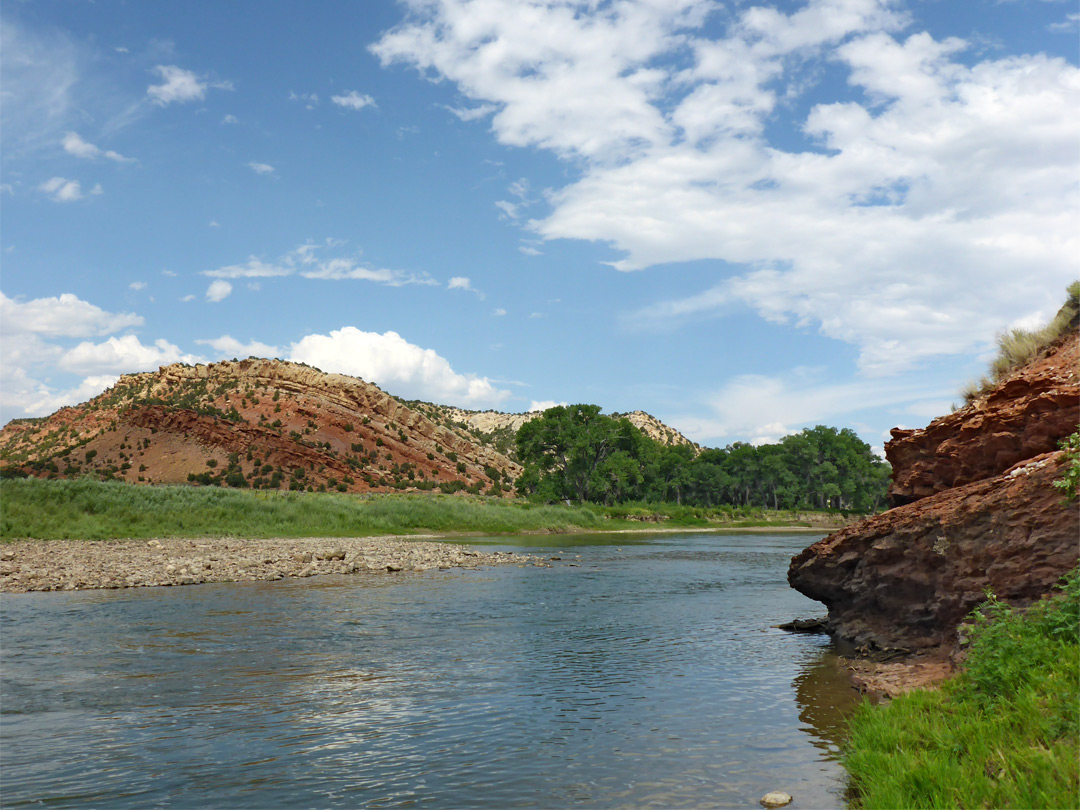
[0,477,854,541]
[0,536,542,593]
[843,570,1079,809]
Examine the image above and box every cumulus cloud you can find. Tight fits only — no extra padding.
[1,291,143,337]
[196,335,281,359]
[221,114,238,124]
[62,132,133,162]
[528,400,567,412]
[206,280,233,302]
[289,327,510,408]
[373,0,1080,376]
[59,335,202,375]
[147,65,206,105]
[38,176,101,202]
[331,90,375,110]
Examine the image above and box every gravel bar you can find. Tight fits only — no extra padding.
[0,536,544,593]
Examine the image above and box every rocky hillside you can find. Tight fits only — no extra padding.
[0,359,520,496]
[407,403,698,455]
[788,323,1079,654]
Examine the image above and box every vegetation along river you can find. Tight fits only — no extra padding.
[0,532,861,809]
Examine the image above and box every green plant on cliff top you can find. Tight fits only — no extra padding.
[844,569,1080,810]
[962,282,1080,405]
[1052,428,1080,501]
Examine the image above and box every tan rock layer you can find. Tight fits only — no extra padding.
[789,451,1079,653]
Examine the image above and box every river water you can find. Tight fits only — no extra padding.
[0,532,859,809]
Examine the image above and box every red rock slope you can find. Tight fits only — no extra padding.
[0,359,520,496]
[788,330,1079,653]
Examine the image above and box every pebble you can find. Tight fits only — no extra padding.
[760,791,793,807]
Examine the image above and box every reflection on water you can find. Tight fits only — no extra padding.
[1,533,861,809]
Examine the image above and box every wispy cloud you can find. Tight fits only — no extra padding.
[247,161,276,176]
[147,65,206,105]
[62,132,134,162]
[206,280,233,302]
[38,176,102,202]
[331,90,376,111]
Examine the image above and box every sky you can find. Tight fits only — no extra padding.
[1,0,1077,456]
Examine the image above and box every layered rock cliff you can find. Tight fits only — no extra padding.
[789,329,1079,653]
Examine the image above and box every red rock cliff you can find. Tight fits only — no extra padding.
[788,330,1079,653]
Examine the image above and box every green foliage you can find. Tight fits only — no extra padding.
[0,478,844,541]
[1052,428,1080,501]
[515,407,889,511]
[844,570,1080,809]
[964,282,1079,404]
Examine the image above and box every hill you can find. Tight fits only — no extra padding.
[0,358,697,496]
[0,359,519,496]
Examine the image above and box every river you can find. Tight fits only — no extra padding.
[0,532,859,809]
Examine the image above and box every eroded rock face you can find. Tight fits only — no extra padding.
[789,330,1079,653]
[789,453,1078,652]
[888,335,1078,506]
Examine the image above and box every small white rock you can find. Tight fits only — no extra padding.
[760,791,792,808]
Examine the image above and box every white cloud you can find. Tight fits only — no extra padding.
[1047,13,1079,33]
[331,90,376,110]
[180,294,196,302]
[493,308,507,316]
[38,176,101,202]
[204,257,292,278]
[289,327,510,408]
[447,276,484,298]
[62,131,133,162]
[196,335,281,359]
[1,291,143,337]
[129,281,146,291]
[206,280,233,302]
[444,103,496,121]
[208,220,220,228]
[247,161,276,176]
[221,114,238,124]
[59,335,202,375]
[202,243,435,286]
[670,370,948,446]
[147,65,206,106]
[528,400,567,412]
[374,0,1080,376]
[14,375,121,418]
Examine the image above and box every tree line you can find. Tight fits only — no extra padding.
[514,405,890,512]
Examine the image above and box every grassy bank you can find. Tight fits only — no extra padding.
[0,478,848,541]
[843,570,1079,809]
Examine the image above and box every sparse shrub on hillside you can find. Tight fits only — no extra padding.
[1053,429,1080,501]
[963,282,1080,405]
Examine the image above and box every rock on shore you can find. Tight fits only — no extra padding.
[0,536,539,593]
[789,326,1079,659]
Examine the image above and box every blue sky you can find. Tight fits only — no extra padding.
[2,0,1077,455]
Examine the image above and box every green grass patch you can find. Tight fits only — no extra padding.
[843,569,1080,810]
[0,478,844,541]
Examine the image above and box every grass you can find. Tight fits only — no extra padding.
[843,569,1080,810]
[0,478,846,541]
[963,282,1079,405]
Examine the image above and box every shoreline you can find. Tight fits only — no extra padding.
[0,535,543,594]
[0,525,834,594]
